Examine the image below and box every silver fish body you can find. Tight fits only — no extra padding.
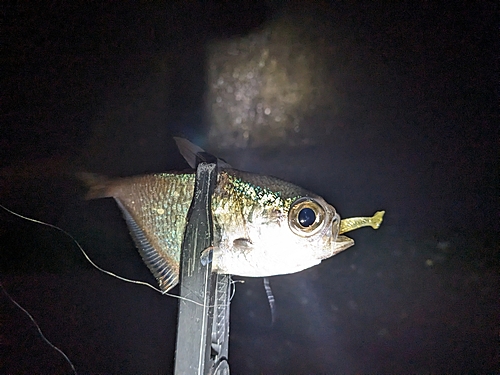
[212,169,352,277]
[82,168,354,292]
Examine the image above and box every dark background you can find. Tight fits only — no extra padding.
[1,1,497,374]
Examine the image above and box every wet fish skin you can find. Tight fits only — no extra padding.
[81,168,353,292]
[211,169,351,277]
[81,171,195,291]
[80,138,383,293]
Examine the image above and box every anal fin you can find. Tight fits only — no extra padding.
[115,199,178,292]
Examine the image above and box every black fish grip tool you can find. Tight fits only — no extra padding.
[174,156,231,375]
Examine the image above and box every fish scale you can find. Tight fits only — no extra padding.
[84,172,195,291]
[80,139,384,292]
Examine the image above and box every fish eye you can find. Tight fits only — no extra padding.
[298,207,315,227]
[288,197,326,237]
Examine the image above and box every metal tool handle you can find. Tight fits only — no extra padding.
[174,161,231,375]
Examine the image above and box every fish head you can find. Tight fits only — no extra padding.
[214,191,354,277]
[286,196,354,262]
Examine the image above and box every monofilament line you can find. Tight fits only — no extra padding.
[0,281,77,375]
[0,204,211,307]
[0,204,235,372]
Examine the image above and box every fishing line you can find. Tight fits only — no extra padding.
[1,204,240,368]
[0,203,237,371]
[230,279,245,301]
[0,204,214,307]
[0,281,77,375]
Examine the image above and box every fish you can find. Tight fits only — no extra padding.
[79,138,384,293]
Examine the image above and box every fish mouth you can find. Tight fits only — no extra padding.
[321,234,354,260]
[328,210,385,257]
[318,213,354,260]
[333,235,355,255]
[331,212,341,240]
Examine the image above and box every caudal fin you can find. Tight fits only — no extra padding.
[76,172,113,200]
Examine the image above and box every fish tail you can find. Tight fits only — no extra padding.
[76,172,113,200]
